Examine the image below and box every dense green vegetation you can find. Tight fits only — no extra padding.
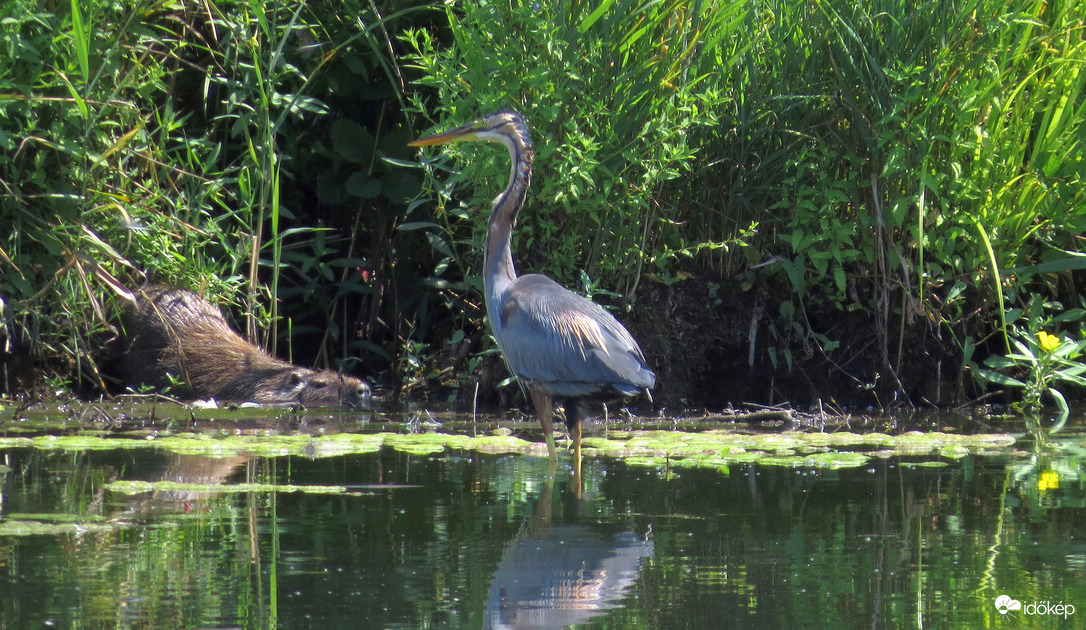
[0,0,1083,410]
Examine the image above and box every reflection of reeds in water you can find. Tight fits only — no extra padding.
[485,525,654,629]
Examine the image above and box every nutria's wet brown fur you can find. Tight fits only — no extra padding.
[119,286,370,409]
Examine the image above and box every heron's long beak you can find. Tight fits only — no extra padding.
[408,122,480,147]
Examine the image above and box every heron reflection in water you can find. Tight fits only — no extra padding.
[484,462,654,629]
[410,110,655,477]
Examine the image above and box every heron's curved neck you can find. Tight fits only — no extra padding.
[483,123,533,330]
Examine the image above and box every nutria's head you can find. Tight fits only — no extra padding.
[286,369,372,410]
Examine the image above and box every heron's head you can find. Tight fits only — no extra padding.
[409,110,530,151]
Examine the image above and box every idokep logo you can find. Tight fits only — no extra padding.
[995,595,1021,615]
[995,595,1076,619]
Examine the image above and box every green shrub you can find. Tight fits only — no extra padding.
[0,0,429,393]
[402,0,749,298]
[691,0,1086,404]
[2,0,1083,408]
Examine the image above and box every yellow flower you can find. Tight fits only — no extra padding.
[1037,331,1061,353]
[1038,470,1059,492]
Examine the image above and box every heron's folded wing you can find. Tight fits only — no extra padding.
[498,275,655,398]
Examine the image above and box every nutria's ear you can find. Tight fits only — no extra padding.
[289,371,305,385]
[309,375,329,388]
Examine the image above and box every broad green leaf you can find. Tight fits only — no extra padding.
[973,367,1025,387]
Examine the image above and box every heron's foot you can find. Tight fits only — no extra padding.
[544,431,558,460]
[553,433,576,453]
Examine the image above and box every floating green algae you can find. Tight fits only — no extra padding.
[105,480,350,495]
[756,451,873,470]
[0,512,116,537]
[0,427,1024,472]
[5,512,109,523]
[0,519,122,536]
[0,431,544,459]
[582,430,1022,470]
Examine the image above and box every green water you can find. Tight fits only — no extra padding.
[0,409,1083,629]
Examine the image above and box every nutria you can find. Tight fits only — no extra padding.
[119,286,370,409]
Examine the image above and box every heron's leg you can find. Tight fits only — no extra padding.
[530,387,557,460]
[572,419,582,493]
[566,399,584,495]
